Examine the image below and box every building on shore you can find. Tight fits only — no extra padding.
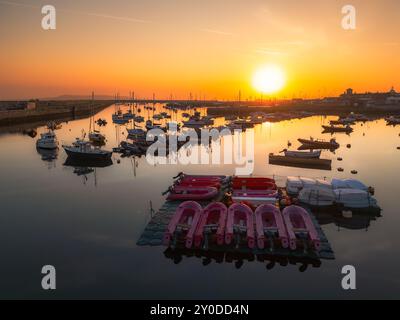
[339,87,400,108]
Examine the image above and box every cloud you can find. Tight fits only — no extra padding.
[87,13,151,24]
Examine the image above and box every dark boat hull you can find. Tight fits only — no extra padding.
[64,148,112,160]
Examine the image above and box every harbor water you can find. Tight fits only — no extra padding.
[0,104,399,299]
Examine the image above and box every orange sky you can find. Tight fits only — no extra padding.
[0,0,399,100]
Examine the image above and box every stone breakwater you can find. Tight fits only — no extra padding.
[0,101,113,126]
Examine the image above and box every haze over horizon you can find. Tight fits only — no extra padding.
[1,0,399,100]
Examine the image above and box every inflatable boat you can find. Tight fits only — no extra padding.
[163,201,203,248]
[194,202,227,248]
[231,189,279,206]
[282,205,321,251]
[225,203,255,249]
[166,186,219,201]
[174,178,222,189]
[232,177,277,191]
[255,204,288,250]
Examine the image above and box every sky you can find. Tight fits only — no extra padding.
[0,0,399,100]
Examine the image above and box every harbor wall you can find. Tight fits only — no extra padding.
[0,101,113,126]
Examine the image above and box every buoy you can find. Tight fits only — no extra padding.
[117,159,121,164]
[347,144,351,148]
[351,170,358,174]
[397,147,400,150]
[338,168,344,172]
[337,157,343,161]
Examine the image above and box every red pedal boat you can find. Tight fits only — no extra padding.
[255,204,288,249]
[163,201,203,248]
[225,203,255,248]
[282,205,321,251]
[194,202,227,248]
[167,186,219,201]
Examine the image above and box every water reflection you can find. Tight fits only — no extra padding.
[314,209,382,231]
[164,247,322,272]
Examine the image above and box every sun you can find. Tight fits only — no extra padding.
[252,65,286,94]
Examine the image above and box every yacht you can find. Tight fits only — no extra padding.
[63,139,112,160]
[36,130,58,150]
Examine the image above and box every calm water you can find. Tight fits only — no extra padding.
[1,104,400,299]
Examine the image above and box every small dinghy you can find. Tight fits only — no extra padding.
[255,204,288,250]
[282,205,321,251]
[166,186,219,201]
[225,203,255,249]
[163,201,203,248]
[194,202,227,248]
[322,125,353,133]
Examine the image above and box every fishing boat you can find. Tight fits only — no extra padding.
[298,137,339,149]
[163,201,203,248]
[255,204,288,249]
[225,203,255,248]
[283,150,321,159]
[36,130,58,150]
[269,153,332,170]
[166,186,219,201]
[322,125,353,133]
[194,202,227,248]
[282,205,321,251]
[63,139,112,160]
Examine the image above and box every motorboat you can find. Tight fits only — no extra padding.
[322,125,353,133]
[298,137,339,149]
[183,118,207,128]
[163,201,203,248]
[36,130,58,150]
[283,150,321,158]
[126,128,146,136]
[282,205,321,251]
[225,203,255,248]
[194,202,227,248]
[63,139,112,160]
[112,114,129,124]
[134,115,145,122]
[122,111,135,119]
[255,204,288,249]
[166,186,219,201]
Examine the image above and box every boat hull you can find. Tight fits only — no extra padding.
[64,148,112,160]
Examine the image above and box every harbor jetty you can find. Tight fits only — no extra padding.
[0,100,113,126]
